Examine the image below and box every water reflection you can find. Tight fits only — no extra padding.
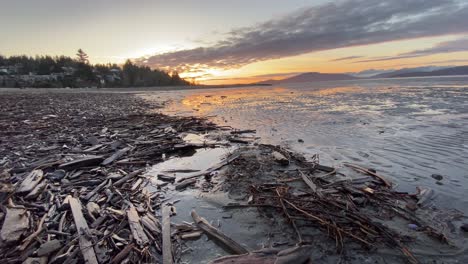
[141,76,468,215]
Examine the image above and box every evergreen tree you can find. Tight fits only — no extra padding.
[76,49,89,64]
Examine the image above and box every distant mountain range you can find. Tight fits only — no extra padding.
[350,65,450,78]
[259,65,468,84]
[259,72,357,84]
[387,65,468,78]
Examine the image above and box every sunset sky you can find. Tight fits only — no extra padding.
[2,0,468,84]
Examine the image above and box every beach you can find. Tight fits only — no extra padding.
[1,83,468,263]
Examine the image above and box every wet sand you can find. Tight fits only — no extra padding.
[143,76,468,216]
[2,79,468,263]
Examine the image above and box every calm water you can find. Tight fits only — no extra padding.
[142,76,468,214]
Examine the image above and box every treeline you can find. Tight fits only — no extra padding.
[0,51,190,88]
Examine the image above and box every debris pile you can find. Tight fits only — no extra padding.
[0,92,219,263]
[218,145,461,263]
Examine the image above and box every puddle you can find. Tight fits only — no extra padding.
[145,147,235,182]
[141,144,287,263]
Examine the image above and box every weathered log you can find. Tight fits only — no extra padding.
[17,169,44,194]
[141,214,161,235]
[191,210,248,255]
[127,206,149,247]
[175,179,196,190]
[66,196,99,264]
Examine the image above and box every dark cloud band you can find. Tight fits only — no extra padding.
[138,0,468,71]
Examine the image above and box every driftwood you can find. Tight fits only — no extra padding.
[114,169,144,187]
[272,151,289,166]
[158,174,176,182]
[0,92,221,263]
[19,213,47,251]
[83,179,110,201]
[17,169,43,194]
[102,147,131,166]
[25,179,47,200]
[141,214,161,234]
[344,163,391,187]
[66,196,98,264]
[191,210,248,255]
[37,239,62,256]
[162,205,173,264]
[110,243,134,264]
[59,156,104,170]
[181,231,203,240]
[299,170,322,197]
[127,206,149,247]
[175,179,196,190]
[23,257,47,264]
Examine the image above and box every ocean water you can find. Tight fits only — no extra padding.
[142,76,468,215]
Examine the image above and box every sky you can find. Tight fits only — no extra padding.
[2,0,468,84]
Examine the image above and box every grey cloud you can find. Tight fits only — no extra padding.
[330,56,363,62]
[353,54,421,63]
[252,72,304,78]
[401,37,468,56]
[354,37,468,63]
[138,0,468,71]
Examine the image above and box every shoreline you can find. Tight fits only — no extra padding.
[0,83,271,94]
[0,91,466,263]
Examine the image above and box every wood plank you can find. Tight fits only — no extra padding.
[191,210,248,255]
[67,196,99,264]
[162,205,173,264]
[17,169,44,194]
[127,206,149,247]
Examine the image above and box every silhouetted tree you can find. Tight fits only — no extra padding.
[76,49,89,64]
